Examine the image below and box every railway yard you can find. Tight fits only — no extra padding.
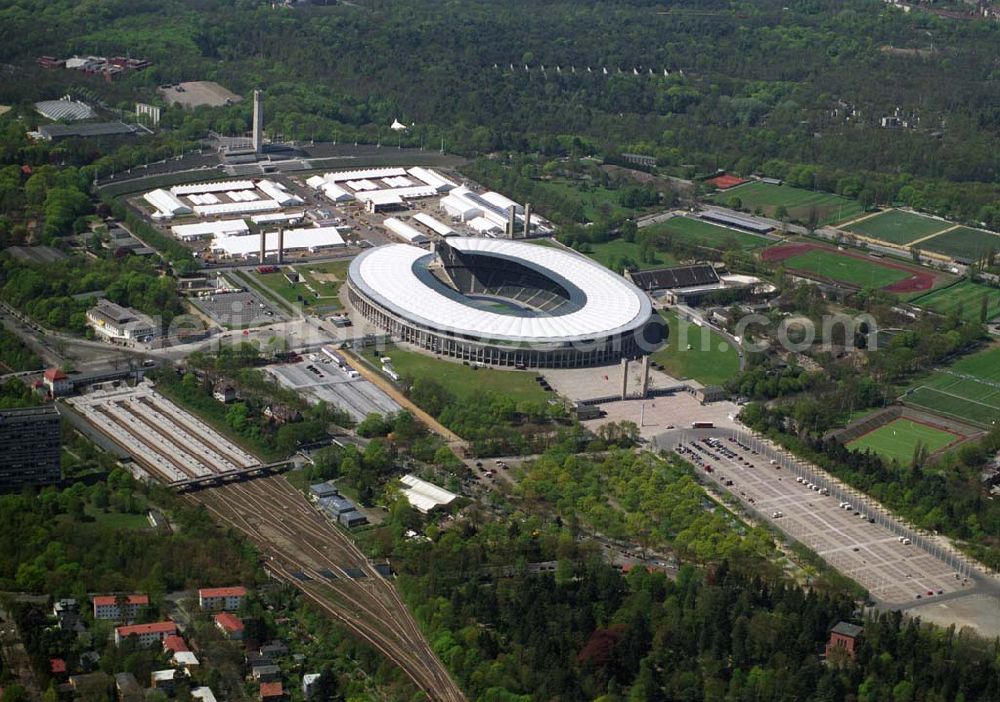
[185,475,465,702]
[66,382,260,484]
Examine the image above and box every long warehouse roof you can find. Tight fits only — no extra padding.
[211,227,345,256]
[349,237,651,343]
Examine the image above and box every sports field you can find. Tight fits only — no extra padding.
[777,248,910,288]
[376,343,552,404]
[919,226,1000,261]
[651,310,740,386]
[711,181,862,225]
[904,345,1000,427]
[846,418,960,464]
[912,280,1000,322]
[844,210,951,246]
[647,216,771,251]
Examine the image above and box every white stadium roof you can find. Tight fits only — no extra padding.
[349,237,651,343]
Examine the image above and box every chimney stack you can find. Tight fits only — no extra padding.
[252,89,264,154]
[522,202,532,238]
[259,231,266,264]
[277,228,284,263]
[507,206,517,239]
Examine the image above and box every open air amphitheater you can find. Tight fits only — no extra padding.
[67,382,261,484]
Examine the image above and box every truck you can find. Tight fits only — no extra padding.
[691,421,714,429]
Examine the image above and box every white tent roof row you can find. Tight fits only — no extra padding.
[306,174,327,189]
[144,189,192,217]
[358,191,403,207]
[257,179,303,206]
[171,180,254,196]
[211,227,346,257]
[384,217,429,244]
[187,193,220,206]
[408,167,458,193]
[193,200,280,217]
[172,219,248,240]
[440,194,480,221]
[346,179,378,191]
[400,474,458,514]
[413,212,455,236]
[355,185,437,202]
[226,190,259,202]
[250,212,303,225]
[468,216,502,234]
[382,176,413,188]
[323,167,407,183]
[321,183,353,202]
[349,237,651,343]
[480,191,522,214]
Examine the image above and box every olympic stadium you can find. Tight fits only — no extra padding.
[346,237,666,368]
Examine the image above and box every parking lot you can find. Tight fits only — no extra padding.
[267,359,400,422]
[191,290,285,328]
[658,427,975,605]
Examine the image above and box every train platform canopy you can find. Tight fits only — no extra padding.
[400,474,458,514]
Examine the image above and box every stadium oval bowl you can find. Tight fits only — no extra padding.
[347,237,666,368]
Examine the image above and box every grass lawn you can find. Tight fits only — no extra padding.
[781,249,911,288]
[903,345,1000,427]
[844,210,950,245]
[646,216,771,251]
[651,309,740,386]
[532,178,633,223]
[912,280,1000,322]
[711,181,862,226]
[374,343,553,404]
[919,226,1000,261]
[84,507,151,530]
[583,238,678,271]
[846,418,959,464]
[255,260,349,312]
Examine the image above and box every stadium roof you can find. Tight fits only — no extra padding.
[35,98,95,121]
[349,237,651,343]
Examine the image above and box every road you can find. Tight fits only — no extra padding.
[186,476,465,702]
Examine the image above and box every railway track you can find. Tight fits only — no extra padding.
[186,475,465,702]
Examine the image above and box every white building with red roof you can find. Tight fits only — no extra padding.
[92,594,149,621]
[43,368,71,396]
[198,586,247,611]
[214,612,245,641]
[114,621,176,647]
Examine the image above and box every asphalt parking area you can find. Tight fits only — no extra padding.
[191,291,285,328]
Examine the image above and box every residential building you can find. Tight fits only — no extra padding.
[302,673,321,700]
[43,368,71,396]
[92,594,149,622]
[0,406,61,490]
[308,482,339,500]
[259,642,288,658]
[260,681,284,701]
[213,382,237,403]
[69,672,111,698]
[263,404,302,424]
[115,672,144,702]
[826,621,863,662]
[339,511,369,528]
[114,621,176,647]
[252,664,281,683]
[199,586,248,611]
[214,612,245,640]
[151,669,177,693]
[50,658,67,677]
[172,650,200,672]
[191,687,219,702]
[86,299,158,344]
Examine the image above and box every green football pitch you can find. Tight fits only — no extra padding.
[846,418,960,464]
[646,216,771,251]
[844,210,951,245]
[912,281,1000,322]
[711,182,861,225]
[919,226,1000,261]
[904,345,1000,427]
[779,249,911,288]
